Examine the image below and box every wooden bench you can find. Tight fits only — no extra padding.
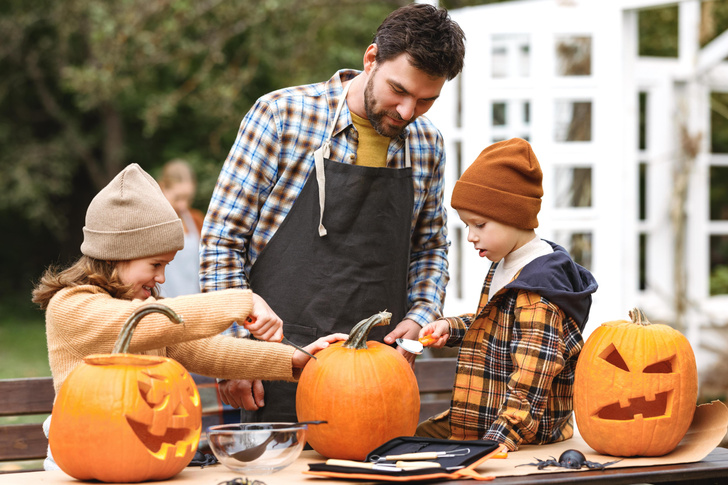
[414,357,457,423]
[0,357,457,473]
[0,377,55,473]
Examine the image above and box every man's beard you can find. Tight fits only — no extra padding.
[363,72,412,138]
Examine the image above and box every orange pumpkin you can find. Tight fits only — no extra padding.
[50,304,202,482]
[296,311,420,460]
[574,308,698,456]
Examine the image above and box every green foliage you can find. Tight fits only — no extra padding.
[0,0,406,298]
[710,265,728,295]
[0,296,48,379]
[0,0,406,228]
[638,5,679,57]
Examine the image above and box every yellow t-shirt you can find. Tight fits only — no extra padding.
[350,111,390,167]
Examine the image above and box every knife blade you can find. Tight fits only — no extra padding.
[245,317,317,360]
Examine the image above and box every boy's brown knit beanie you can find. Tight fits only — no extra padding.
[451,138,543,229]
[81,163,184,260]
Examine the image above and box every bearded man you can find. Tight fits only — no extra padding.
[200,2,466,423]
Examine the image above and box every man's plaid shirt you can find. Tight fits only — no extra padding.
[200,69,450,328]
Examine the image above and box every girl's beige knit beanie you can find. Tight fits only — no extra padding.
[81,163,184,261]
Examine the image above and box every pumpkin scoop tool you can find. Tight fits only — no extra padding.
[396,335,438,355]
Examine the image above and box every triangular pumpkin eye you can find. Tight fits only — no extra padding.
[643,357,674,373]
[598,343,629,371]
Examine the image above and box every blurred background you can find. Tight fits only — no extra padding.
[2,0,728,407]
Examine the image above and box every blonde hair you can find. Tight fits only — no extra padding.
[32,255,159,310]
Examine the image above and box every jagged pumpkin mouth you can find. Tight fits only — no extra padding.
[125,416,196,454]
[595,391,670,420]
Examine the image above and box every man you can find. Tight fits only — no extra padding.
[200,3,466,422]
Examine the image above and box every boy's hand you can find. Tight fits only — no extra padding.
[292,333,348,368]
[420,319,450,349]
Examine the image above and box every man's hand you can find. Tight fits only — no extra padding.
[384,318,422,367]
[217,379,265,410]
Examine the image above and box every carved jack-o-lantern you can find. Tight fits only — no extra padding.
[50,304,202,482]
[574,308,698,457]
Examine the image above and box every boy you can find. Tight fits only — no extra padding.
[415,138,598,451]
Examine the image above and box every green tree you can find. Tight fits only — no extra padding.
[0,0,407,294]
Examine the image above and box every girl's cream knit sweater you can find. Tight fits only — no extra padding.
[45,285,296,392]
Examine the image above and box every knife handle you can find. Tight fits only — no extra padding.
[326,459,379,469]
[395,461,441,468]
[386,452,440,460]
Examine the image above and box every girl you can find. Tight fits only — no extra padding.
[32,163,342,394]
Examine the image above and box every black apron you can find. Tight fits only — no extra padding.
[244,81,414,422]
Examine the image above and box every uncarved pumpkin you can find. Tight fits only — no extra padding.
[50,304,202,482]
[574,308,698,457]
[296,311,420,460]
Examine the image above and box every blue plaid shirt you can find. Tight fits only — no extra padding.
[200,69,450,327]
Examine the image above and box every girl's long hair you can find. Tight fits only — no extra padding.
[32,255,158,310]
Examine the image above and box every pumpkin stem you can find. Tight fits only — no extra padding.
[342,311,392,350]
[628,307,651,326]
[112,303,184,354]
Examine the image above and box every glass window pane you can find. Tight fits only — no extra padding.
[555,100,592,141]
[710,166,728,220]
[554,166,592,208]
[638,5,678,57]
[492,46,507,78]
[492,34,530,78]
[639,92,647,150]
[556,35,592,76]
[639,233,648,290]
[519,44,530,77]
[492,102,507,126]
[710,92,728,153]
[555,231,593,270]
[639,162,647,221]
[710,235,728,295]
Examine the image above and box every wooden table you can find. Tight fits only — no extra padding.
[470,446,728,484]
[2,447,727,485]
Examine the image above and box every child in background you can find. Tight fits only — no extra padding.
[414,138,598,451]
[157,159,205,297]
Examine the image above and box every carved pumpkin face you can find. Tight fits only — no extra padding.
[50,354,202,483]
[574,309,698,457]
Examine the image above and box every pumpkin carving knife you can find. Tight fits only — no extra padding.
[245,317,317,359]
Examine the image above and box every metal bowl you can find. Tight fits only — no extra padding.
[207,422,307,475]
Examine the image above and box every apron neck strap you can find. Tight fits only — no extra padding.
[313,81,352,237]
[312,80,410,237]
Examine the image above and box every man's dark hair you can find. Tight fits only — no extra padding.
[372,3,466,80]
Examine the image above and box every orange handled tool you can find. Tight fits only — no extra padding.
[245,317,317,360]
[418,334,438,346]
[395,334,440,355]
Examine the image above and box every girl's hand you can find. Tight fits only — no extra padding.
[419,319,450,349]
[245,293,284,342]
[292,333,348,368]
